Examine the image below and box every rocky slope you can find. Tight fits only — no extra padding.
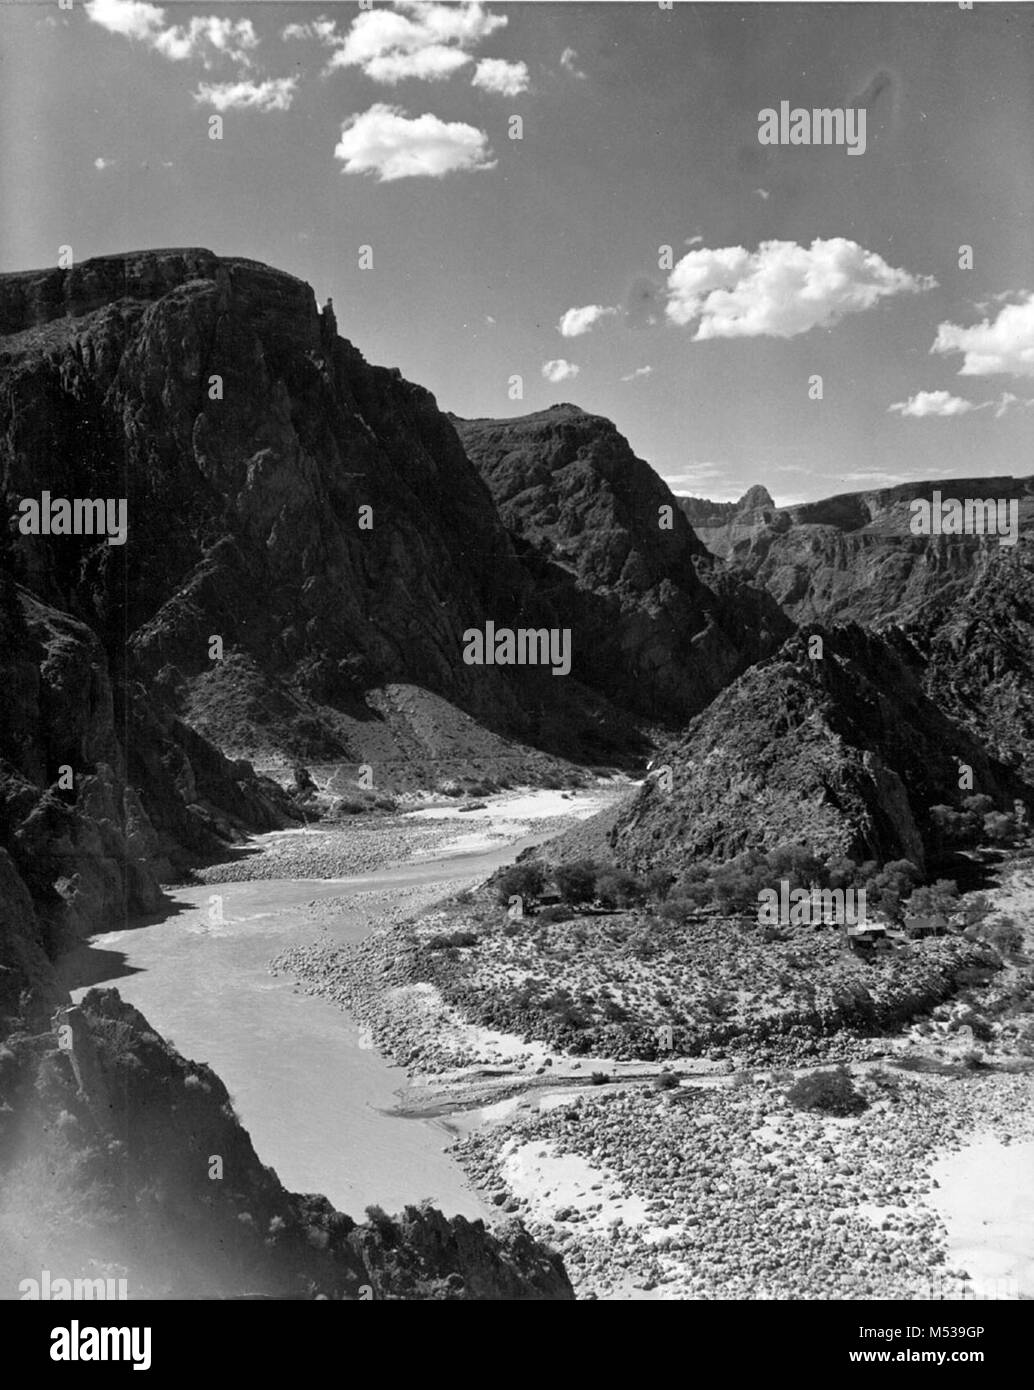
[453,407,790,724]
[605,624,1029,874]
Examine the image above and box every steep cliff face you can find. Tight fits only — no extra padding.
[0,579,299,954]
[0,251,547,751]
[453,406,790,724]
[606,624,1028,874]
[915,544,1034,781]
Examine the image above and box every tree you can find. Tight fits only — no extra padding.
[983,811,1017,844]
[903,879,959,925]
[494,861,546,906]
[595,869,646,908]
[643,868,675,901]
[554,859,598,905]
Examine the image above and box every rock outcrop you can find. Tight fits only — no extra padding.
[678,484,776,557]
[0,988,573,1300]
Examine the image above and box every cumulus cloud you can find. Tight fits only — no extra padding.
[665,238,936,341]
[890,388,1034,418]
[931,293,1034,377]
[557,304,618,338]
[328,1,507,84]
[194,78,297,112]
[560,47,586,79]
[85,0,258,66]
[93,156,114,170]
[472,57,529,95]
[334,103,495,181]
[542,359,579,384]
[621,365,653,382]
[888,390,980,418]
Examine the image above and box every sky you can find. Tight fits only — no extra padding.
[2,0,1034,504]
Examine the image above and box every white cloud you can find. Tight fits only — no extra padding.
[889,388,1034,418]
[888,390,980,418]
[665,237,936,340]
[557,303,618,338]
[282,18,338,43]
[194,78,297,112]
[93,156,113,170]
[684,235,704,248]
[366,45,472,83]
[931,293,1034,377]
[334,103,495,181]
[754,188,771,200]
[472,57,529,96]
[560,47,586,79]
[621,365,653,382]
[328,2,508,84]
[542,359,579,384]
[85,0,257,67]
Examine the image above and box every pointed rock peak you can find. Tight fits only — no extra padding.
[738,485,775,511]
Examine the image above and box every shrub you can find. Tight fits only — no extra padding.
[364,1205,398,1241]
[958,1010,993,1042]
[987,918,1023,955]
[983,811,1017,843]
[494,861,546,906]
[589,1071,609,1086]
[653,1070,679,1091]
[962,1050,986,1071]
[656,897,695,924]
[554,859,599,905]
[786,1065,867,1116]
[426,930,479,949]
[537,905,573,925]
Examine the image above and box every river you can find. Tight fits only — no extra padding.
[56,792,619,1223]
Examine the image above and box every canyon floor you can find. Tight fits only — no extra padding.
[63,782,1034,1302]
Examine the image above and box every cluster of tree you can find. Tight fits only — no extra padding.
[658,847,943,925]
[492,844,1027,953]
[929,794,1024,852]
[494,859,671,911]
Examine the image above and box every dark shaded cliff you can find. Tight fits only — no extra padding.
[453,406,790,724]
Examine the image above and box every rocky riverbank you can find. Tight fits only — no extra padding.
[453,1067,1034,1300]
[267,796,1034,1300]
